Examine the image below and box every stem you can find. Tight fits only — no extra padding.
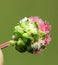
[0,41,9,49]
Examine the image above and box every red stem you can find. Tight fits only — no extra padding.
[0,41,9,49]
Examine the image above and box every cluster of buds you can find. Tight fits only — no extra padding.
[9,16,51,55]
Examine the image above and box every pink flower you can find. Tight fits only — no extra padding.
[39,21,51,34]
[29,16,43,24]
[45,35,51,45]
[29,16,44,24]
[29,16,40,22]
[29,16,51,34]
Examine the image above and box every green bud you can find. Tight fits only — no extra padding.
[20,22,26,28]
[22,33,31,39]
[17,38,25,46]
[22,33,33,44]
[31,34,39,42]
[15,39,27,52]
[23,33,29,38]
[14,25,23,34]
[9,40,16,46]
[13,32,22,40]
[33,22,38,28]
[39,30,46,39]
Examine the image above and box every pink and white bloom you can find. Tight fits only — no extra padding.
[29,16,51,34]
[38,21,51,34]
[29,16,40,22]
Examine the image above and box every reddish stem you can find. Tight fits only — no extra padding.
[0,41,9,49]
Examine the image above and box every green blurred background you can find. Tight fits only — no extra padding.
[0,0,58,65]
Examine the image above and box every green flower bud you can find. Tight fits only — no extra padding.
[15,39,27,53]
[31,34,39,42]
[22,33,33,44]
[22,33,33,39]
[13,32,22,40]
[20,22,26,28]
[22,33,29,38]
[17,38,25,46]
[33,22,38,28]
[39,30,46,39]
[9,40,16,46]
[14,25,23,34]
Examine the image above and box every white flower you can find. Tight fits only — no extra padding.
[20,17,28,23]
[28,23,38,34]
[31,38,45,50]
[38,38,45,46]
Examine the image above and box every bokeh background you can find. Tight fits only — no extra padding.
[0,0,58,65]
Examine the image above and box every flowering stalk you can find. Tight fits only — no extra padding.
[0,41,9,49]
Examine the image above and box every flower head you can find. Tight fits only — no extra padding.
[10,16,51,55]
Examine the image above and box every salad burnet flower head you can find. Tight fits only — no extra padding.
[9,16,51,55]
